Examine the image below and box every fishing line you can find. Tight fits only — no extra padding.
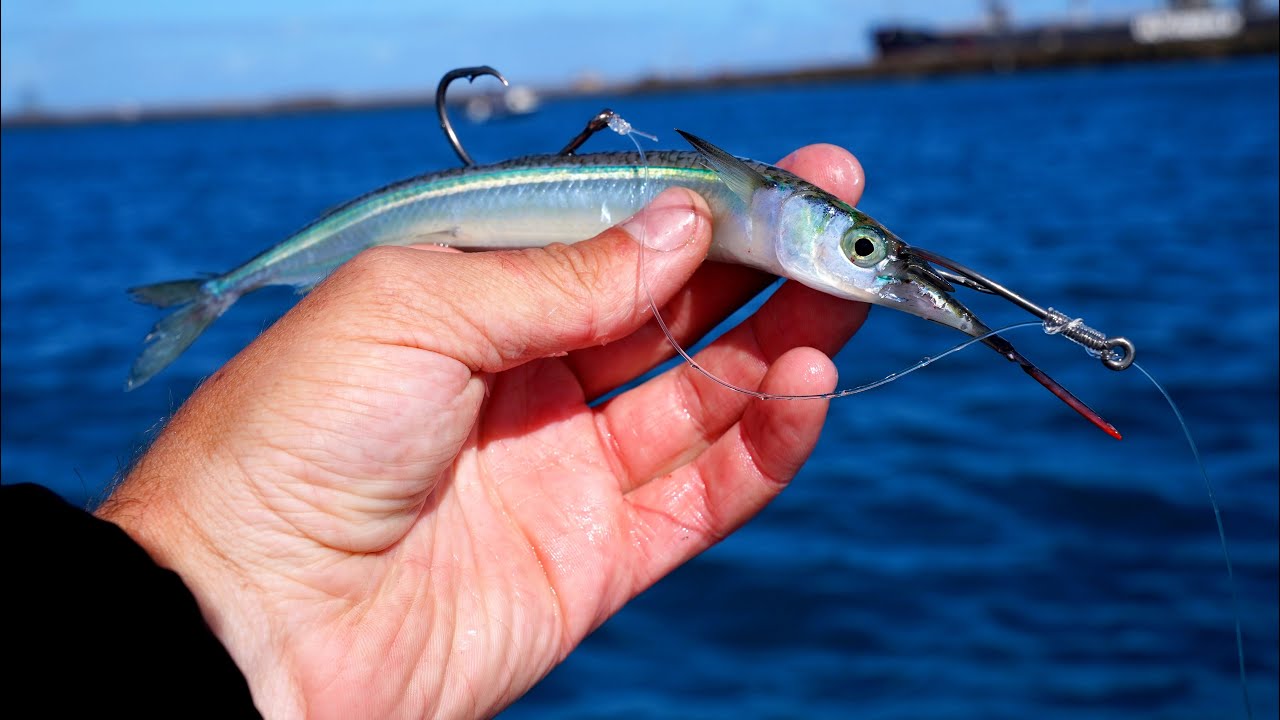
[611,119,1251,716]
[1130,360,1254,719]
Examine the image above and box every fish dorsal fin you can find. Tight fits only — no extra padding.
[677,130,768,203]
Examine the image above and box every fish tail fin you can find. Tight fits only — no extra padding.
[129,279,207,308]
[125,278,234,391]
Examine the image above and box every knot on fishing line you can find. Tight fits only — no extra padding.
[607,115,634,136]
[607,114,658,142]
[1042,308,1134,371]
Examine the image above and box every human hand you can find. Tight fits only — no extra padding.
[98,144,868,719]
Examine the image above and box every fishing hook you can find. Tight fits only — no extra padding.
[436,67,614,161]
[910,246,1135,371]
[436,66,508,167]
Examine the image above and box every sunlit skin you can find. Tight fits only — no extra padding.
[97,145,868,719]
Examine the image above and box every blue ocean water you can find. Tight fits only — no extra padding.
[2,58,1276,718]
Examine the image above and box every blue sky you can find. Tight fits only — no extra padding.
[1,0,1267,115]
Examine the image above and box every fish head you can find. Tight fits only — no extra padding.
[676,129,982,335]
[770,185,984,338]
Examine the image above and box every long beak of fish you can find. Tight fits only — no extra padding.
[895,246,1122,440]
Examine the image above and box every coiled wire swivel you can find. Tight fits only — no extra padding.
[1042,309,1135,371]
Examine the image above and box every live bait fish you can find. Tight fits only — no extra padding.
[127,131,1118,438]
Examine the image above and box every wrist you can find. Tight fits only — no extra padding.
[98,436,307,717]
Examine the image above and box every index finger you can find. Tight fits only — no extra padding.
[776,143,866,205]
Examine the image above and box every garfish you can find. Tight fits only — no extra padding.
[128,131,1119,438]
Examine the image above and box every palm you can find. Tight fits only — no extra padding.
[296,359,631,718]
[284,261,864,716]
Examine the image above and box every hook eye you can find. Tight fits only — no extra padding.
[1102,337,1135,371]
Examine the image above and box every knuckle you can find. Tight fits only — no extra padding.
[337,246,413,288]
[538,242,624,339]
[323,247,428,329]
[544,242,610,303]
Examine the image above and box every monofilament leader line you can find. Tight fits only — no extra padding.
[610,118,1252,718]
[1132,360,1254,719]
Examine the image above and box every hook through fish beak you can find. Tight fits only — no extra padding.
[901,244,1133,440]
[908,246,1135,371]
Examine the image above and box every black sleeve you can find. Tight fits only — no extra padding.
[2,483,263,719]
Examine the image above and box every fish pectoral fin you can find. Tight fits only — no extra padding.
[289,228,470,296]
[393,227,467,248]
[676,130,768,203]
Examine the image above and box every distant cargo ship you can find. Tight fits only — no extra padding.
[873,0,1278,70]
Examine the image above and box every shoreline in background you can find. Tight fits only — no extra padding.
[3,13,1276,130]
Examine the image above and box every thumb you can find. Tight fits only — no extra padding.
[343,187,714,373]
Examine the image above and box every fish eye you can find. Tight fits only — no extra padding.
[842,227,887,268]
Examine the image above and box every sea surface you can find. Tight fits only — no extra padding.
[3,58,1277,719]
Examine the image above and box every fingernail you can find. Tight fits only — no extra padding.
[620,188,700,252]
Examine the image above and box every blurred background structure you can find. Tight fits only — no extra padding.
[2,1,1276,124]
[873,0,1278,72]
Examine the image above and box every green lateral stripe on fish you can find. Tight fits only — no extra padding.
[127,131,1119,439]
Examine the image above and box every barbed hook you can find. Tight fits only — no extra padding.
[436,66,508,167]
